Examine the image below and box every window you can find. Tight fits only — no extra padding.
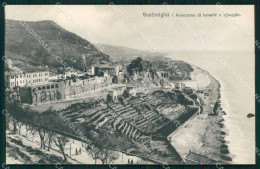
[20,75,22,78]
[16,75,18,78]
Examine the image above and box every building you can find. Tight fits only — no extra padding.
[19,82,65,104]
[175,82,185,91]
[107,90,118,101]
[5,71,50,89]
[91,65,120,76]
[61,69,79,79]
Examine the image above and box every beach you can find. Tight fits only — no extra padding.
[169,66,232,163]
[167,52,255,164]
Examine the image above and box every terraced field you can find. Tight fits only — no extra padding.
[54,91,198,164]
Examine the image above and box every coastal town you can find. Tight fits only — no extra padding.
[4,18,230,165]
[5,55,225,164]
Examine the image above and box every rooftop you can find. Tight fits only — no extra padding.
[5,69,49,75]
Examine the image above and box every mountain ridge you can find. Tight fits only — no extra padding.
[5,19,110,72]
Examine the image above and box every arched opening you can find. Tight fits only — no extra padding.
[33,93,37,104]
[38,87,41,90]
[41,92,46,102]
[47,86,50,89]
[42,86,46,89]
[55,84,58,88]
[51,85,54,89]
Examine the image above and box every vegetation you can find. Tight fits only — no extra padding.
[86,141,119,164]
[5,20,110,71]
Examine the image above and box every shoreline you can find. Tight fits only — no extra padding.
[168,65,233,164]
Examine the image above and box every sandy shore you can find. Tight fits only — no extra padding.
[169,66,233,164]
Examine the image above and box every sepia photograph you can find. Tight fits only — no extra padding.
[3,3,256,165]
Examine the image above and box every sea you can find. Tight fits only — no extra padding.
[167,51,255,164]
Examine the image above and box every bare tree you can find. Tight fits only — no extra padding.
[52,135,69,162]
[5,113,11,130]
[46,131,54,151]
[37,127,47,149]
[16,122,23,135]
[11,118,17,134]
[86,142,119,164]
[25,123,30,137]
[99,147,120,164]
[29,126,37,142]
[85,143,101,164]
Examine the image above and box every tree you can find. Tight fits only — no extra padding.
[99,145,119,164]
[86,142,119,164]
[16,122,23,135]
[52,135,69,162]
[127,57,143,75]
[47,131,54,151]
[37,127,47,149]
[29,126,37,142]
[86,143,101,164]
[123,90,130,98]
[11,117,17,134]
[5,113,11,130]
[25,123,31,137]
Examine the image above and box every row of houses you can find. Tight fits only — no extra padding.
[5,71,50,88]
[5,64,125,105]
[5,64,122,89]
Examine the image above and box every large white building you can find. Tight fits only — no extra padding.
[5,71,50,89]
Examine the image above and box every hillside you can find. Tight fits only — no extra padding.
[5,20,110,71]
[98,44,193,80]
[126,57,171,87]
[96,44,168,63]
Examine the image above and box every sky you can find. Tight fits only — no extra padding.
[5,5,254,53]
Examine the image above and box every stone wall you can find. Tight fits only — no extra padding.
[20,82,65,104]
